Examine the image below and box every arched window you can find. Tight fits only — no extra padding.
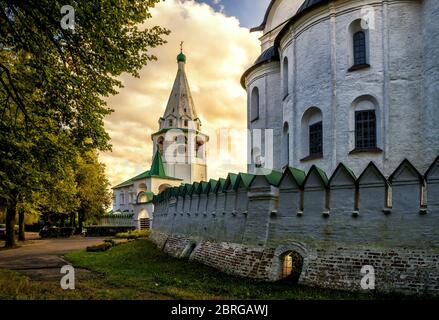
[195,135,205,159]
[353,31,367,65]
[301,107,323,159]
[348,19,369,71]
[282,122,289,168]
[168,119,173,127]
[251,87,259,121]
[355,110,376,149]
[283,57,289,98]
[309,122,322,156]
[157,136,164,154]
[351,96,380,152]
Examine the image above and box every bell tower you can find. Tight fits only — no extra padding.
[151,45,209,184]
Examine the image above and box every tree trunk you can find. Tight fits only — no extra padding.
[70,212,76,227]
[5,203,17,248]
[18,208,25,241]
[78,209,84,233]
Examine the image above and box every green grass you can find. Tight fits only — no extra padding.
[1,239,410,300]
[65,239,375,300]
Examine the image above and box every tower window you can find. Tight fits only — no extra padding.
[251,87,259,122]
[355,110,376,149]
[283,57,289,98]
[353,31,367,66]
[309,122,323,156]
[169,119,173,127]
[184,119,188,127]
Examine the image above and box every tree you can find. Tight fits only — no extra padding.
[75,151,112,232]
[0,0,169,247]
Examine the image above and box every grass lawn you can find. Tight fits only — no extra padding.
[0,239,395,300]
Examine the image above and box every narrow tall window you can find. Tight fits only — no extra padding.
[283,57,289,98]
[282,122,289,167]
[353,31,367,65]
[184,119,188,127]
[251,87,259,121]
[309,122,323,156]
[169,119,173,127]
[355,110,376,149]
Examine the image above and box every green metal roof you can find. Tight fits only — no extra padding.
[209,179,218,193]
[201,181,210,193]
[112,178,134,189]
[213,178,226,193]
[112,150,182,189]
[224,173,239,191]
[190,182,200,195]
[279,167,306,187]
[150,150,166,177]
[265,170,283,186]
[304,165,329,187]
[236,173,255,189]
[177,52,186,63]
[151,127,203,137]
[329,163,357,185]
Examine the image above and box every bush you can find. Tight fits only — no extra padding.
[86,242,112,252]
[85,226,135,237]
[104,239,133,247]
[115,229,150,240]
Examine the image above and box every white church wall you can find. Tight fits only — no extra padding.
[423,0,439,170]
[246,0,438,178]
[426,160,439,215]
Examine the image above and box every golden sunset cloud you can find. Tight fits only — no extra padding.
[101,0,261,186]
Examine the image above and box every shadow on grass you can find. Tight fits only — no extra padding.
[64,239,420,300]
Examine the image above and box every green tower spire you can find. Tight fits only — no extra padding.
[177,41,186,63]
[150,150,167,177]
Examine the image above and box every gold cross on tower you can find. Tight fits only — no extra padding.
[180,41,184,53]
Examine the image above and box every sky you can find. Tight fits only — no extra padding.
[101,0,269,186]
[195,0,271,28]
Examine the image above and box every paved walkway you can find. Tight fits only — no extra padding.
[0,235,107,281]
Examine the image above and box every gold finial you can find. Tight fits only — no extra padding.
[180,41,184,53]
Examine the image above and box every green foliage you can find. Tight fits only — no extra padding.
[104,239,133,247]
[85,226,135,237]
[86,242,112,252]
[75,151,112,225]
[0,0,169,245]
[115,229,150,240]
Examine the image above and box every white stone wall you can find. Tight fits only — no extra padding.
[153,158,439,248]
[245,0,439,178]
[246,63,282,173]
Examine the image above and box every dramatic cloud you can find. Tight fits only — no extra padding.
[101,0,261,186]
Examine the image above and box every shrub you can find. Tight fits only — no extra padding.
[86,242,112,252]
[85,226,135,237]
[104,239,132,247]
[115,229,150,240]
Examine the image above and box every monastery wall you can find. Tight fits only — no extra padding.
[151,157,439,295]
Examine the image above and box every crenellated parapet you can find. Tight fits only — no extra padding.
[154,157,439,247]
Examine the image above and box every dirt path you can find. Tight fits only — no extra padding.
[0,235,107,282]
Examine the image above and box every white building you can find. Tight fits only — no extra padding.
[111,49,209,229]
[243,0,439,177]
